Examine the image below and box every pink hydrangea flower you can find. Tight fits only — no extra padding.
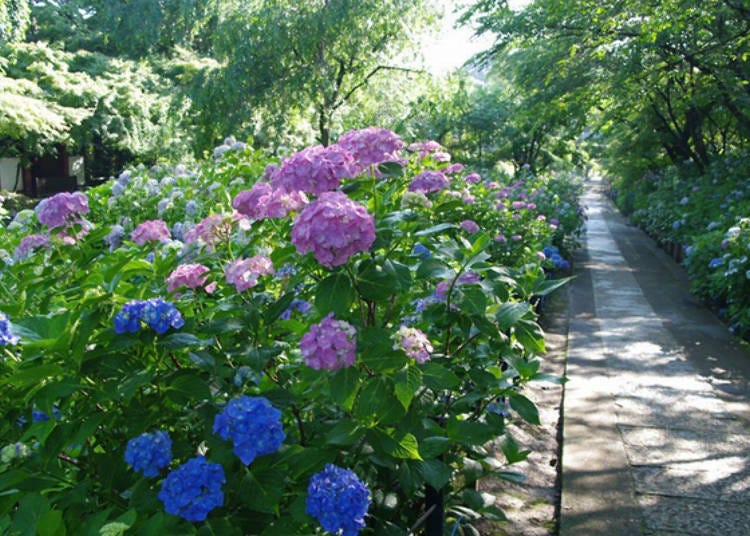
[527,203,537,210]
[233,182,308,221]
[300,313,357,370]
[432,152,451,162]
[464,173,481,184]
[184,214,234,249]
[291,191,375,268]
[271,145,359,195]
[167,263,211,293]
[512,234,523,241]
[131,220,171,245]
[511,201,527,210]
[393,326,432,363]
[408,171,450,194]
[337,127,404,167]
[408,140,443,158]
[224,255,274,292]
[460,220,480,233]
[35,191,89,229]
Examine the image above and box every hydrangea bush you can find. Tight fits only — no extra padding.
[0,128,583,534]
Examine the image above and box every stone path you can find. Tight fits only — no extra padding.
[559,176,750,535]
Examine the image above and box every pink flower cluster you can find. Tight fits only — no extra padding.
[408,140,443,158]
[393,326,432,364]
[35,192,89,229]
[224,255,274,292]
[337,127,404,167]
[408,171,450,194]
[442,163,465,175]
[131,220,171,245]
[166,263,212,293]
[233,182,308,221]
[291,191,375,268]
[271,145,359,195]
[300,313,357,370]
[184,214,234,249]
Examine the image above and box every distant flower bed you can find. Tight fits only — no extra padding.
[0,130,583,534]
[609,154,750,336]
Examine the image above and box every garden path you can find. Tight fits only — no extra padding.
[559,175,750,535]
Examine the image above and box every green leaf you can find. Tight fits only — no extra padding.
[419,436,451,458]
[446,418,496,446]
[416,258,452,280]
[264,292,296,323]
[9,493,49,536]
[470,232,492,255]
[370,429,422,460]
[532,275,573,297]
[9,364,64,388]
[357,259,398,301]
[496,302,531,331]
[315,273,355,316]
[326,420,366,446]
[509,393,540,425]
[415,223,456,236]
[98,522,129,536]
[498,434,530,464]
[239,468,285,514]
[353,378,404,424]
[165,372,211,404]
[457,286,488,316]
[37,509,66,536]
[416,459,452,489]
[158,332,212,349]
[329,366,361,411]
[377,161,404,177]
[421,362,461,390]
[394,366,423,410]
[514,319,546,354]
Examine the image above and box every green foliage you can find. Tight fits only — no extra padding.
[0,130,582,533]
[0,0,29,44]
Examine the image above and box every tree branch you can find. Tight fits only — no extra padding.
[333,65,424,110]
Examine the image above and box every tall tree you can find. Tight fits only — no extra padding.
[211,0,431,146]
[0,0,29,43]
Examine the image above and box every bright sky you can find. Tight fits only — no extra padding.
[423,0,531,75]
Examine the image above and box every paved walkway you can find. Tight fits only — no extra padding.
[560,177,750,535]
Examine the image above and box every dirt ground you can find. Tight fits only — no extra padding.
[476,288,568,536]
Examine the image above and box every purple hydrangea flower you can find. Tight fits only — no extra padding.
[442,163,465,175]
[271,145,359,195]
[393,326,432,363]
[14,233,49,261]
[494,234,507,243]
[306,464,370,536]
[464,172,481,184]
[337,127,404,168]
[104,224,125,251]
[291,191,375,268]
[300,313,357,370]
[408,140,443,158]
[224,255,274,292]
[280,299,312,320]
[184,214,233,250]
[408,171,450,194]
[511,201,527,210]
[0,312,18,345]
[158,456,225,522]
[166,264,211,294]
[35,192,89,229]
[212,396,285,465]
[131,220,171,245]
[233,182,308,221]
[460,220,480,233]
[125,430,173,477]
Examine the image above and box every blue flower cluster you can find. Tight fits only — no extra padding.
[125,430,173,477]
[212,396,285,465]
[158,456,225,522]
[542,245,570,271]
[280,298,312,320]
[411,242,431,260]
[306,464,371,536]
[0,312,18,345]
[709,257,724,269]
[114,298,185,334]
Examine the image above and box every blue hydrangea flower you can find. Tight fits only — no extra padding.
[125,430,173,477]
[158,456,225,522]
[411,243,431,260]
[114,299,184,335]
[306,464,371,536]
[141,298,185,334]
[213,396,285,465]
[0,312,19,345]
[32,409,50,422]
[709,257,724,269]
[280,299,312,320]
